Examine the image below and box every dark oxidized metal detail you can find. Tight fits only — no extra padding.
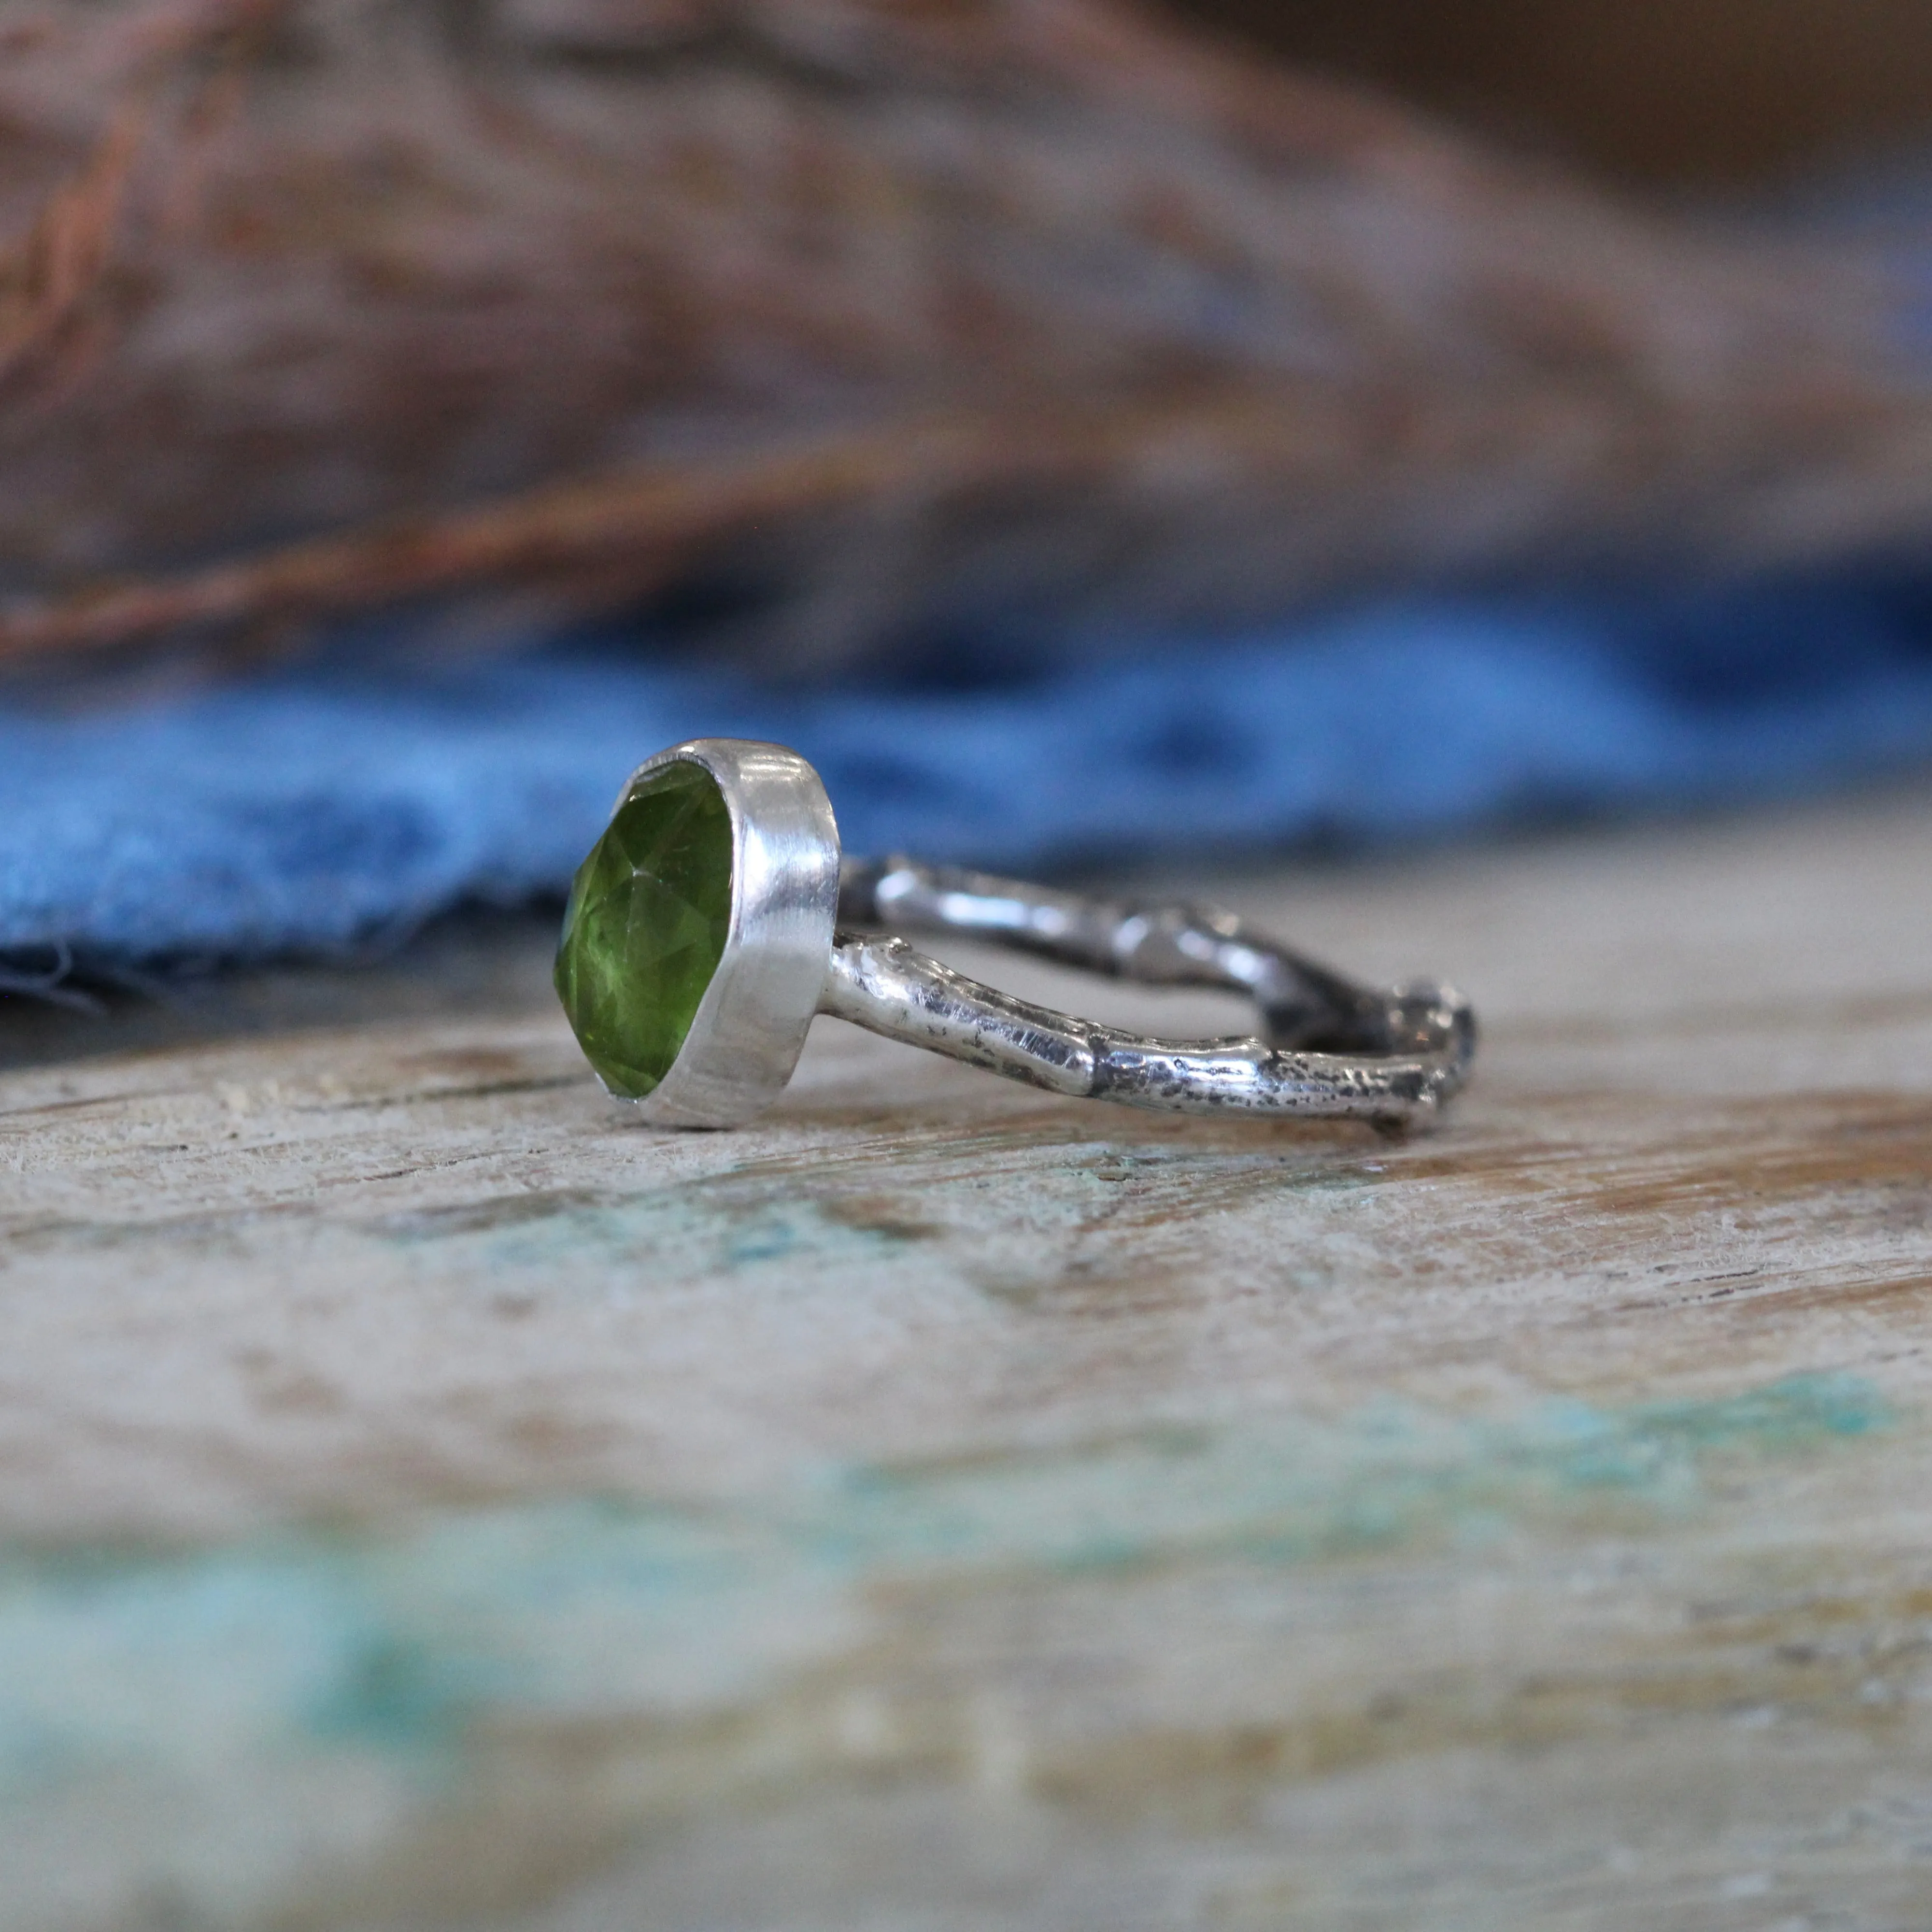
[825,858,1474,1128]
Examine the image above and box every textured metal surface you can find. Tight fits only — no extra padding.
[827,857,1476,1125]
[583,753,1474,1129]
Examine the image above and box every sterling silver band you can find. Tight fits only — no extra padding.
[823,858,1474,1127]
[610,740,1474,1132]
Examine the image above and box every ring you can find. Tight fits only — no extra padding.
[554,739,1477,1130]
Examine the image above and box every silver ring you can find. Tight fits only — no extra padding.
[554,739,1477,1130]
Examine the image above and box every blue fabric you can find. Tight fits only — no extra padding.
[3,578,1932,971]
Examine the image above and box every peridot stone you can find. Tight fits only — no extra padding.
[554,760,734,1097]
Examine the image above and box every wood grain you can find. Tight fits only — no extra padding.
[3,791,1932,1928]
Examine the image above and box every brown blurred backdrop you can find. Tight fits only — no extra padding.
[1175,0,1932,186]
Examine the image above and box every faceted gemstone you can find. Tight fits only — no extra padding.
[554,760,734,1097]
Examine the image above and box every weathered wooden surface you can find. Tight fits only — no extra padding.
[3,791,1932,1929]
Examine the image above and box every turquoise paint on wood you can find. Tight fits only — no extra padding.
[0,1374,1885,1799]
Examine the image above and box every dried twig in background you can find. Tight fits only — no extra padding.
[2,0,1929,675]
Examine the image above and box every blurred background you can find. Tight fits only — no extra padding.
[3,0,1932,972]
[1187,0,1932,187]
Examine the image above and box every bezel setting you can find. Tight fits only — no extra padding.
[611,739,841,1128]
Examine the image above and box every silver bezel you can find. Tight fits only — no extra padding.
[614,739,840,1129]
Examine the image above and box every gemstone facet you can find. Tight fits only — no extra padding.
[554,760,735,1097]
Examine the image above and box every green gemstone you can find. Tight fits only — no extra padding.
[554,760,735,1097]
